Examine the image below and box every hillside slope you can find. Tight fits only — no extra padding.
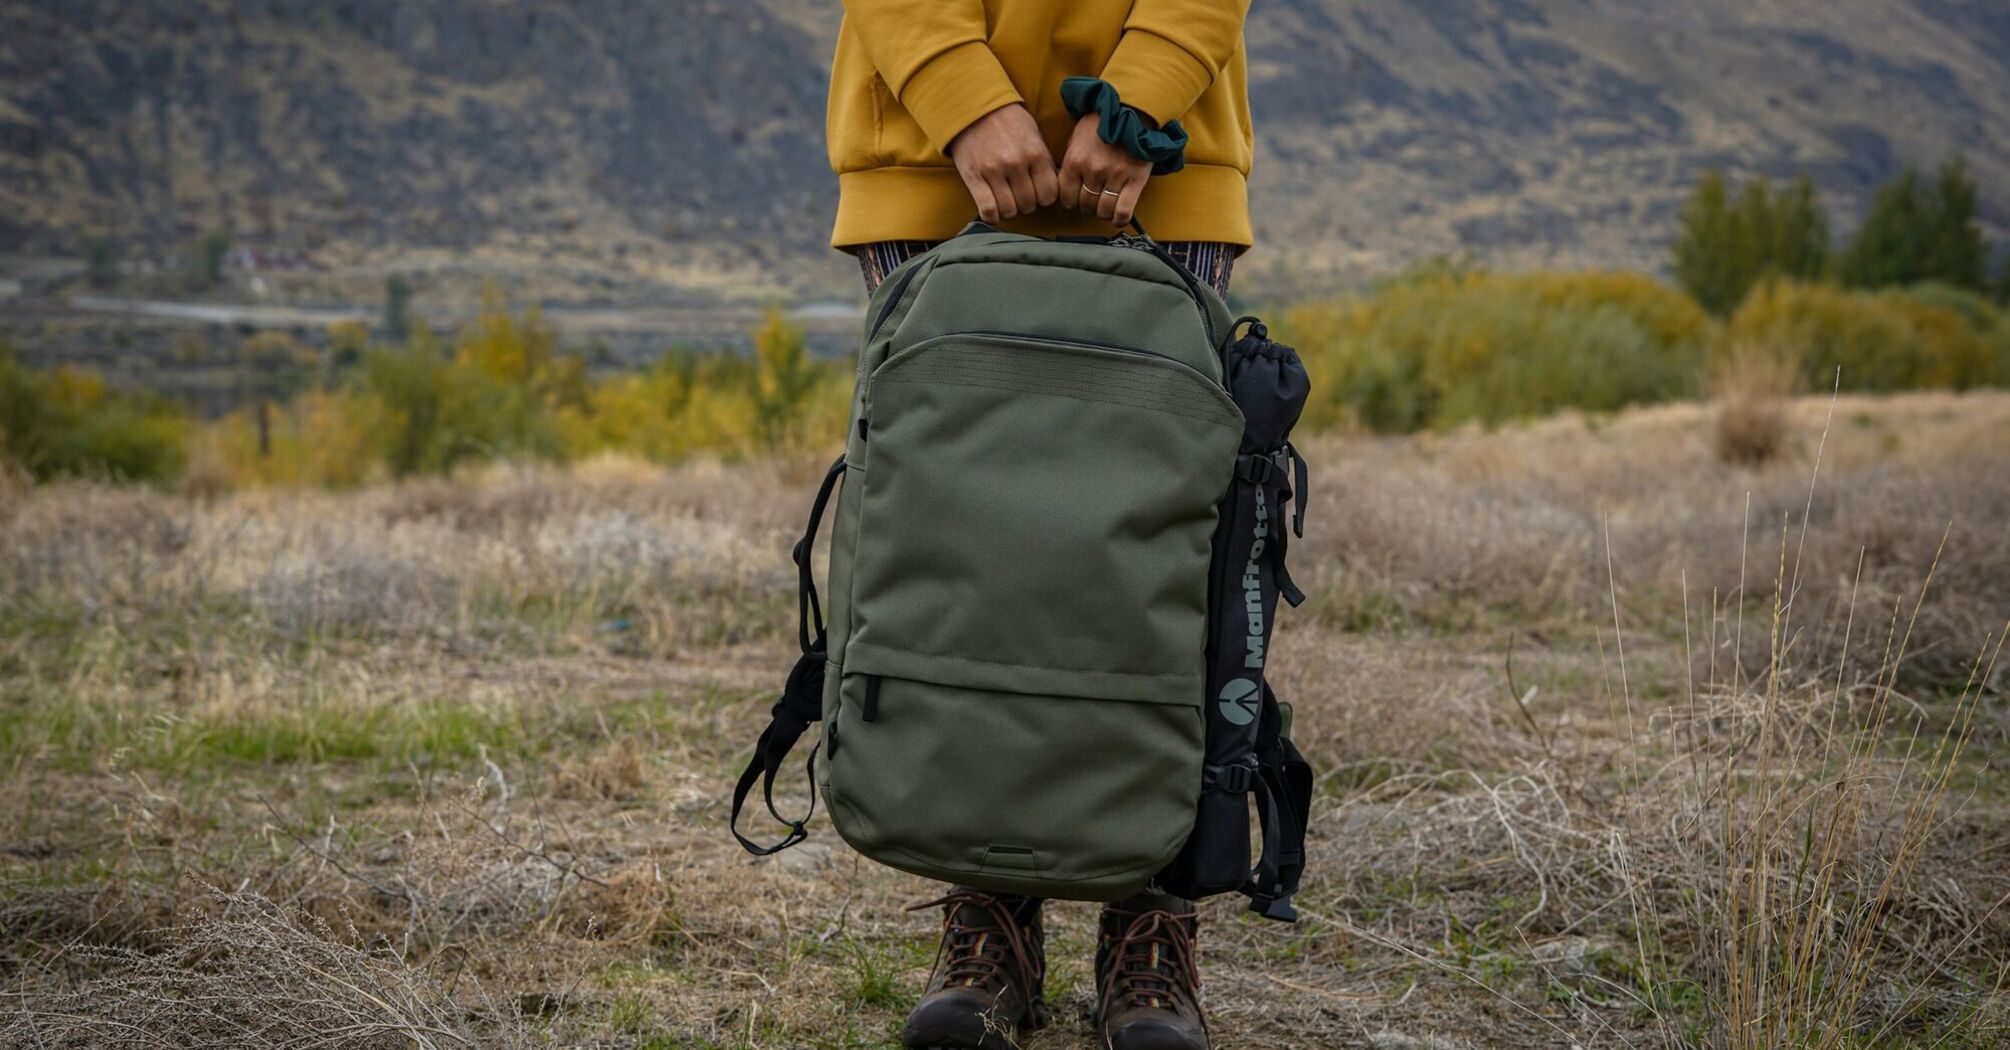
[3,0,2007,299]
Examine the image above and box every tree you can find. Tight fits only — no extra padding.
[361,326,448,477]
[1673,170,1749,315]
[1920,155,1988,290]
[1771,176,1830,281]
[1673,170,1832,315]
[1839,157,1989,292]
[182,228,233,292]
[382,275,412,338]
[751,307,819,453]
[83,237,120,289]
[1838,169,1928,290]
[1996,254,2010,305]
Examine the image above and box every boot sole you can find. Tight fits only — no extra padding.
[904,999,1048,1050]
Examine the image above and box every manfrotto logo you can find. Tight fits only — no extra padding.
[1217,677,1260,726]
[1243,487,1269,669]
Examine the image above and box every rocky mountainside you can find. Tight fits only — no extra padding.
[3,0,2008,300]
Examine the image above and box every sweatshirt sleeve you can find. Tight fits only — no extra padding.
[1098,0,1252,126]
[840,1,1023,154]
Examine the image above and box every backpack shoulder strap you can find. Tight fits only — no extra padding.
[729,455,846,855]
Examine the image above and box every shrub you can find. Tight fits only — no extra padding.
[352,292,593,477]
[1726,280,2000,392]
[1277,269,1712,433]
[0,350,188,483]
[751,307,822,454]
[1709,341,1798,466]
[185,389,377,490]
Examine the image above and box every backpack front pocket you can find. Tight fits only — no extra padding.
[824,671,1203,899]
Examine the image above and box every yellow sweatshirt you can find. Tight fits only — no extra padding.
[827,0,1254,248]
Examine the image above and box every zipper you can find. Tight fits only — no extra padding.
[1149,246,1220,352]
[1107,236,1219,351]
[955,330,1225,391]
[866,260,926,342]
[861,673,881,722]
[874,241,1216,351]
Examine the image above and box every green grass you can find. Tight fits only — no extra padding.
[0,691,523,774]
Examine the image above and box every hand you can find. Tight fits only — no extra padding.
[948,104,1059,224]
[1058,114,1152,226]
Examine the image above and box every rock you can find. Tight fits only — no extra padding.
[772,841,833,875]
[1530,935,1621,976]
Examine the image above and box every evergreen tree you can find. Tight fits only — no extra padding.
[1673,170,1832,314]
[1920,155,1988,290]
[1673,170,1747,315]
[1771,176,1831,281]
[197,229,232,289]
[1731,179,1774,291]
[383,275,412,338]
[1839,168,1928,289]
[83,237,121,290]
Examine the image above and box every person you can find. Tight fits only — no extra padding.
[824,3,1255,1047]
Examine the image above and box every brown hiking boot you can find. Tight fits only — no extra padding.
[901,888,1047,1050]
[1096,894,1208,1050]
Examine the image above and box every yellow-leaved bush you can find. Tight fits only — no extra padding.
[1275,268,1715,433]
[8,274,2005,489]
[1724,281,2008,392]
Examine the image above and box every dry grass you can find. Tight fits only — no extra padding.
[3,885,539,1049]
[1708,341,1803,466]
[3,392,2007,1048]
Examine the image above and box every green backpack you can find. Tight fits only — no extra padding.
[732,225,1312,919]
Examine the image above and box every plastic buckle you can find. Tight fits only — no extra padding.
[1236,454,1275,485]
[1205,761,1256,794]
[1247,892,1299,923]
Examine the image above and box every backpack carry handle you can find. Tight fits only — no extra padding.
[954,217,1155,241]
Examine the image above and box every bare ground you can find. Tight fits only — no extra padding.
[2,391,2007,1049]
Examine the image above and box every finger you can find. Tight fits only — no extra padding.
[1076,172,1106,215]
[989,174,1020,219]
[1113,175,1147,227]
[968,176,1000,224]
[1095,171,1122,223]
[1057,166,1083,213]
[1005,167,1039,218]
[1032,162,1060,209]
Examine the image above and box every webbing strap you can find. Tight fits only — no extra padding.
[728,655,823,855]
[1243,691,1312,922]
[730,455,846,856]
[794,456,847,657]
[1287,441,1308,540]
[1237,449,1308,609]
[1245,775,1295,922]
[1277,443,1307,608]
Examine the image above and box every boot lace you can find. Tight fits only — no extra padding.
[1103,909,1204,1021]
[908,891,1042,994]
